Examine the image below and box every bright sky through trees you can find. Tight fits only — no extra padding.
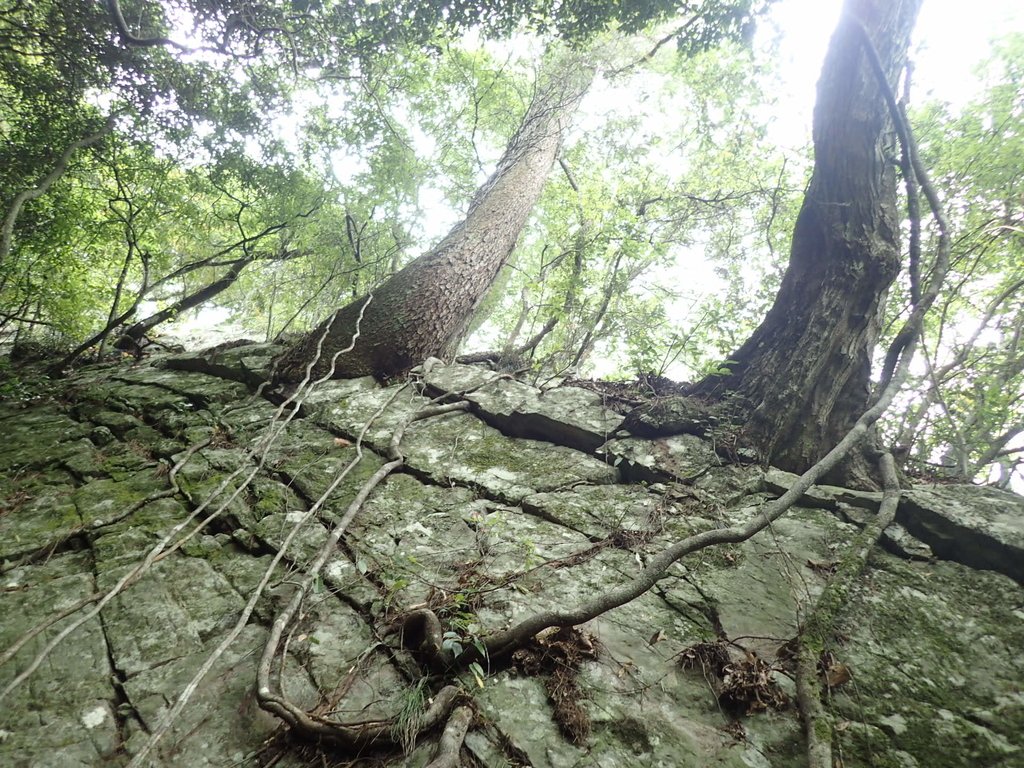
[772,0,1023,127]
[342,1,1024,255]
[172,0,1024,362]
[4,0,1022,488]
[452,0,1024,387]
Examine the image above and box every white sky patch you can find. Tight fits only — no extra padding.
[761,0,1023,151]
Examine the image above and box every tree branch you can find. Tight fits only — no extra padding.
[1,118,113,267]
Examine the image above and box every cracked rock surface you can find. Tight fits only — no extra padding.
[0,345,1021,767]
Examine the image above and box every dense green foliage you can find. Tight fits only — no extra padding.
[0,0,1021,486]
[0,0,773,343]
[477,40,798,377]
[883,35,1024,485]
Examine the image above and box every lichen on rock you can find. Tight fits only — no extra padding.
[0,345,1021,768]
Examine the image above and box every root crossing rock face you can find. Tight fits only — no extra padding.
[0,347,1021,768]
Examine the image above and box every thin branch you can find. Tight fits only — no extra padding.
[607,18,700,78]
[49,251,151,375]
[105,0,207,52]
[972,422,1024,471]
[557,156,580,194]
[457,316,558,367]
[569,250,623,370]
[1,119,113,266]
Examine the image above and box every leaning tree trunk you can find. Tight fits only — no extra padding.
[690,0,923,485]
[273,52,593,383]
[115,255,255,352]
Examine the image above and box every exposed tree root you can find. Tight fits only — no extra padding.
[795,451,901,768]
[253,399,470,750]
[260,683,465,751]
[425,705,474,768]
[478,345,912,662]
[385,608,451,671]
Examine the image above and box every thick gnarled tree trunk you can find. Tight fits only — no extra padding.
[273,54,593,383]
[691,0,923,484]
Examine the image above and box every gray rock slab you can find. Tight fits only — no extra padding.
[260,417,386,514]
[764,467,883,509]
[600,432,720,484]
[834,554,1024,767]
[345,473,480,606]
[121,624,318,767]
[899,485,1024,584]
[424,362,624,452]
[310,382,435,444]
[399,410,620,503]
[159,341,282,386]
[522,484,667,539]
[0,477,79,563]
[0,405,93,472]
[2,357,1022,768]
[96,554,246,677]
[0,554,119,766]
[314,384,620,503]
[299,375,380,409]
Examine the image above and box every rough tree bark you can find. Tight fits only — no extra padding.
[273,52,593,383]
[689,0,923,486]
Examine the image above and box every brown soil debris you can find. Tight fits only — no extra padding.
[511,627,600,744]
[678,640,789,715]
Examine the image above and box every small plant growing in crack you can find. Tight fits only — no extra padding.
[391,677,430,754]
